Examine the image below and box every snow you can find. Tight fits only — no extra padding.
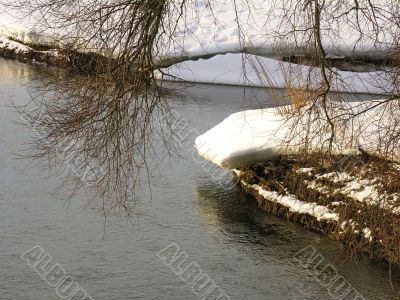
[1,1,393,60]
[0,33,31,53]
[166,1,392,61]
[194,106,331,169]
[297,167,400,218]
[0,2,395,93]
[195,108,289,169]
[234,170,339,222]
[297,168,314,174]
[363,228,372,242]
[343,221,373,241]
[0,12,58,48]
[195,100,400,169]
[307,171,399,213]
[236,168,377,241]
[159,53,389,93]
[254,184,339,221]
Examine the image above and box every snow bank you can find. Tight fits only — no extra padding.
[0,33,32,54]
[234,170,339,222]
[1,1,394,60]
[0,2,394,93]
[195,100,400,169]
[166,1,392,61]
[195,109,289,169]
[160,53,390,94]
[160,1,393,93]
[2,1,394,55]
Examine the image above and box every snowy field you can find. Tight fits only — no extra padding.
[0,1,392,58]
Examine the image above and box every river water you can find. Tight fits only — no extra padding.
[0,58,399,299]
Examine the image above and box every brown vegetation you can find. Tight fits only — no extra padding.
[236,154,400,264]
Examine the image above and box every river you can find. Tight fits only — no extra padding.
[0,58,399,299]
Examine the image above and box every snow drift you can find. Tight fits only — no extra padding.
[160,53,390,94]
[195,100,400,169]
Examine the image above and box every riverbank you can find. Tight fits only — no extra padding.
[195,103,400,264]
[234,154,400,264]
[0,33,395,95]
[0,34,68,67]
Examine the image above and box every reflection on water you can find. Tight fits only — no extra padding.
[0,57,399,299]
[194,181,286,240]
[0,58,36,84]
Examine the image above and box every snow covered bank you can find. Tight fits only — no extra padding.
[0,33,31,54]
[160,53,390,93]
[195,100,400,169]
[165,1,393,61]
[234,156,400,263]
[0,2,395,91]
[0,2,395,98]
[3,32,391,95]
[0,15,59,48]
[299,169,400,214]
[0,33,64,66]
[234,169,339,222]
[195,108,287,169]
[1,1,394,61]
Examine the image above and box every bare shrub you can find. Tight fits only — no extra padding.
[6,0,192,215]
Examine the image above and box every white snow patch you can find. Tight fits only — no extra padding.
[196,101,400,170]
[304,171,400,215]
[1,1,395,60]
[233,170,339,222]
[160,53,390,94]
[316,172,380,205]
[195,108,293,169]
[164,1,393,61]
[363,228,373,242]
[0,33,31,53]
[296,168,314,175]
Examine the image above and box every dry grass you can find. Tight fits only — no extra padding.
[236,154,400,265]
[287,87,313,109]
